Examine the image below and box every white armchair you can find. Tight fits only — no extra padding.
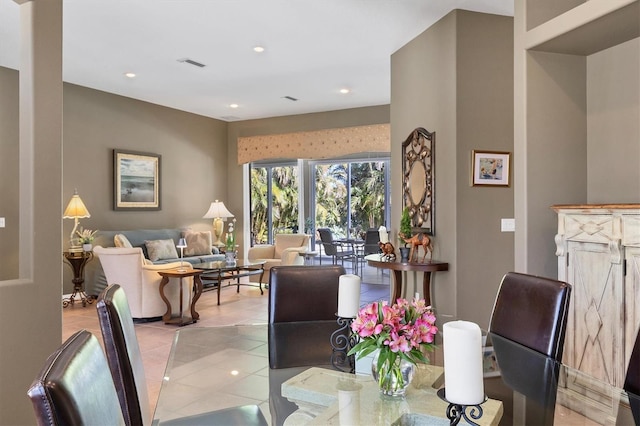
[247,234,310,284]
[93,246,193,320]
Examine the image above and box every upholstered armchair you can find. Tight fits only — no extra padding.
[247,234,310,285]
[93,246,193,321]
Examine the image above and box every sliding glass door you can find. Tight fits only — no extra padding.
[312,159,389,240]
[250,162,299,245]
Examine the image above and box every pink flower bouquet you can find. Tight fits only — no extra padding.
[347,298,437,395]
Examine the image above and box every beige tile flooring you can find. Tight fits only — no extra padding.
[62,262,391,416]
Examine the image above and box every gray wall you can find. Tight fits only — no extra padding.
[0,67,391,291]
[0,3,64,423]
[391,10,514,327]
[0,67,19,281]
[61,84,229,292]
[587,39,640,202]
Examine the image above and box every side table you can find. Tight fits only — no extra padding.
[62,251,94,308]
[365,254,448,306]
[298,250,319,265]
[157,269,204,326]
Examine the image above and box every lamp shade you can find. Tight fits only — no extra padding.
[176,238,187,249]
[203,200,234,219]
[63,190,91,219]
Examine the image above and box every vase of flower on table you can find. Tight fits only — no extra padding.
[348,298,437,397]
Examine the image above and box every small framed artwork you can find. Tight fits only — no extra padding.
[482,346,500,378]
[471,150,511,187]
[113,149,161,210]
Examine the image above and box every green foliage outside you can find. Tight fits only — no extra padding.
[250,166,299,244]
[251,160,387,244]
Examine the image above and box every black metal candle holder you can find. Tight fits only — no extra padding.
[330,315,358,374]
[436,388,486,426]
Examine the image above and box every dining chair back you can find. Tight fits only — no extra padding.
[97,284,151,426]
[27,329,126,426]
[317,228,355,268]
[624,327,640,424]
[489,272,571,360]
[97,284,268,426]
[363,228,381,255]
[268,265,346,323]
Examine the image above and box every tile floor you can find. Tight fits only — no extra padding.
[62,260,391,416]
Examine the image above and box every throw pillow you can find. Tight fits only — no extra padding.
[145,239,179,262]
[114,234,133,248]
[183,231,212,256]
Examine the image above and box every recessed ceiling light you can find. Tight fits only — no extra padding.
[124,72,136,78]
[340,88,350,94]
[253,46,265,53]
[229,103,239,109]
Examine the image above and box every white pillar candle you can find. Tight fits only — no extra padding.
[415,292,420,301]
[338,274,361,318]
[378,226,389,243]
[338,389,360,425]
[443,321,485,405]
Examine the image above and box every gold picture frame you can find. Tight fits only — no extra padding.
[113,149,161,210]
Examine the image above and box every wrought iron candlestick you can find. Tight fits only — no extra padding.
[330,315,358,373]
[437,388,486,426]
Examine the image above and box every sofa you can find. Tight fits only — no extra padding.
[85,228,224,296]
[247,234,310,285]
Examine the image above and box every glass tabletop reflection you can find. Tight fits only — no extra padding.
[153,324,635,425]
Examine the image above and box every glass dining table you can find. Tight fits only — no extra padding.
[153,322,637,425]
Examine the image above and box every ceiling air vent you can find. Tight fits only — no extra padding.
[283,96,298,101]
[177,58,206,68]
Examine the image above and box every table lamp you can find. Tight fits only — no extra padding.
[63,189,91,252]
[203,200,234,247]
[176,238,187,272]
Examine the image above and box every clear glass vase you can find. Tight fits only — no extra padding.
[371,351,415,397]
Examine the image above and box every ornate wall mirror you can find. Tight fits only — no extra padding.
[402,127,435,235]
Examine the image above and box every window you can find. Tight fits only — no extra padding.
[250,162,299,245]
[311,158,389,240]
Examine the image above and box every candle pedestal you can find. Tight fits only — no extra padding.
[437,388,486,426]
[330,315,357,373]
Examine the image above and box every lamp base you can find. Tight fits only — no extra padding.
[68,243,83,253]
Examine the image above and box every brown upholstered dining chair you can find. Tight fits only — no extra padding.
[27,329,126,426]
[489,272,572,360]
[97,284,268,426]
[267,265,348,424]
[268,264,346,323]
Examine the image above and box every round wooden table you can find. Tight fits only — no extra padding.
[365,254,448,305]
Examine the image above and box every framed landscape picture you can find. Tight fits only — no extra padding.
[113,149,161,210]
[471,150,511,187]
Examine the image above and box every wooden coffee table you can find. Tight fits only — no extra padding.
[192,260,266,305]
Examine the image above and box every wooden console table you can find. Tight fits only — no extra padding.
[62,251,94,308]
[157,269,204,326]
[365,254,448,305]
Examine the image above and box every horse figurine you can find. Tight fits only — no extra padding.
[402,233,433,262]
[378,241,396,261]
